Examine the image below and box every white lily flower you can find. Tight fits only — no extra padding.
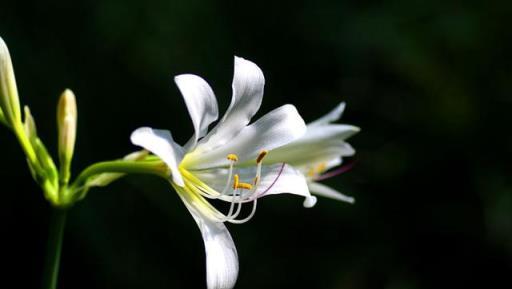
[265,102,360,208]
[130,56,310,289]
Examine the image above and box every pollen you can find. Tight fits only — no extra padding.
[227,154,239,162]
[233,174,240,189]
[232,174,253,190]
[256,150,268,163]
[316,162,327,173]
[307,162,328,177]
[236,182,253,190]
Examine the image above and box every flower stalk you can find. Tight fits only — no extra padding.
[71,159,169,190]
[41,208,67,289]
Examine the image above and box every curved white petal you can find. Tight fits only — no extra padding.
[303,195,318,208]
[307,102,346,127]
[253,163,310,198]
[184,104,306,170]
[326,157,343,170]
[308,181,355,204]
[174,74,219,149]
[173,184,238,289]
[264,124,359,167]
[193,163,311,201]
[130,127,185,186]
[196,56,265,153]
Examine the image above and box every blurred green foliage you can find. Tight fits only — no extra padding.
[0,0,511,288]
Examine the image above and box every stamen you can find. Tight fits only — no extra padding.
[230,195,244,219]
[227,154,239,162]
[256,150,268,164]
[307,162,327,178]
[316,162,327,174]
[307,167,316,177]
[236,182,253,190]
[232,174,239,190]
[220,189,243,221]
[252,149,267,190]
[223,190,238,219]
[229,198,258,224]
[219,159,236,196]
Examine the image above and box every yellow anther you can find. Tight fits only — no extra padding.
[316,162,327,174]
[307,162,327,177]
[233,174,239,189]
[232,174,253,190]
[256,150,268,164]
[237,182,253,190]
[227,154,239,162]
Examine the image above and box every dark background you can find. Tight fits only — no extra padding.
[1,1,511,288]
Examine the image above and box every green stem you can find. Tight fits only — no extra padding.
[42,208,67,289]
[70,160,168,189]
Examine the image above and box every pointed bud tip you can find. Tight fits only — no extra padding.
[0,36,7,52]
[57,89,77,124]
[59,89,77,109]
[0,35,21,127]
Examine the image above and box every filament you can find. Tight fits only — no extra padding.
[228,198,258,224]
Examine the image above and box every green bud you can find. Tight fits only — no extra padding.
[0,37,21,128]
[24,106,59,203]
[57,89,77,184]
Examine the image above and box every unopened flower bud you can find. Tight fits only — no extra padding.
[0,37,21,128]
[57,89,77,182]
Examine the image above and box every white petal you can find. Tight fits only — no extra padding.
[264,124,359,167]
[254,163,310,198]
[174,74,219,149]
[307,102,346,127]
[303,196,318,208]
[130,127,185,186]
[196,56,265,153]
[308,181,355,204]
[326,157,343,170]
[193,163,311,201]
[183,104,306,170]
[173,184,238,289]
